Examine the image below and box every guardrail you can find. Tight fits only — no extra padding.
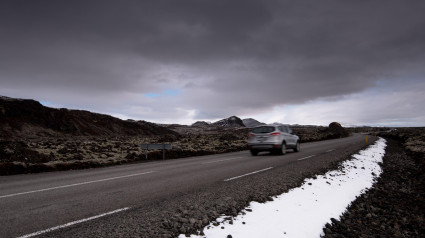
[140,144,172,160]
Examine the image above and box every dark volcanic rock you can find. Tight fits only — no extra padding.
[0,96,178,138]
[327,122,349,138]
[291,124,350,143]
[242,118,266,128]
[211,116,245,128]
[191,121,210,128]
[324,138,425,238]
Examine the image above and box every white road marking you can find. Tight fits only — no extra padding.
[16,207,131,238]
[0,171,155,199]
[202,157,243,164]
[326,149,336,152]
[298,155,315,161]
[224,167,273,182]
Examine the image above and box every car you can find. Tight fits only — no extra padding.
[248,125,300,156]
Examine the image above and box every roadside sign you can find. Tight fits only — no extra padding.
[140,144,172,150]
[140,144,172,160]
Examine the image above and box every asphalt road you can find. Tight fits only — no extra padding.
[0,134,372,238]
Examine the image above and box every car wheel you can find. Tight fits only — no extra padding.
[250,149,258,156]
[294,141,300,152]
[279,142,287,155]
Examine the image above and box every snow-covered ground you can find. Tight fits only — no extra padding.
[180,138,387,238]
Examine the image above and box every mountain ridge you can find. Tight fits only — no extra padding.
[0,96,178,138]
[242,118,266,128]
[211,116,245,128]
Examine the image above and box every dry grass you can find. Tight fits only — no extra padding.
[0,125,352,175]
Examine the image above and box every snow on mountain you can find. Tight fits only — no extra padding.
[242,118,266,128]
[211,116,245,128]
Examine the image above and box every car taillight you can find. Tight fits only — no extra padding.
[270,132,280,136]
[249,133,255,137]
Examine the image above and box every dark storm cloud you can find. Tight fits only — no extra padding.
[1,0,425,123]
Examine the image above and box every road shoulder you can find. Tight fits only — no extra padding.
[323,138,425,237]
[41,136,377,238]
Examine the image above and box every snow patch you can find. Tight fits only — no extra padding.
[180,138,387,238]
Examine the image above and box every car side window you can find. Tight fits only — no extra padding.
[287,127,293,134]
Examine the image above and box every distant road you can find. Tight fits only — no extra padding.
[0,134,370,237]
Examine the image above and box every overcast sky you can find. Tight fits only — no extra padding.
[1,0,424,126]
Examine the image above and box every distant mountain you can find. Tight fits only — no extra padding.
[242,118,266,128]
[0,96,178,138]
[270,122,284,126]
[211,116,245,128]
[192,121,210,127]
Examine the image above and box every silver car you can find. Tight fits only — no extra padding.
[248,125,300,156]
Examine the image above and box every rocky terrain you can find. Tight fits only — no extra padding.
[167,117,351,143]
[37,128,425,238]
[0,96,351,175]
[211,116,245,128]
[379,127,425,155]
[148,129,424,238]
[41,135,379,238]
[0,98,251,175]
[291,122,350,143]
[2,96,423,237]
[242,118,266,128]
[0,123,347,175]
[0,96,177,138]
[0,132,250,175]
[322,128,425,237]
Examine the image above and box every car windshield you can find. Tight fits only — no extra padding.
[251,126,275,134]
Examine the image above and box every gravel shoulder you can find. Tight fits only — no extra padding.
[41,136,378,238]
[323,138,425,238]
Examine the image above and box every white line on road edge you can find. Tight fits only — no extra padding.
[202,157,243,164]
[326,149,336,152]
[17,207,131,238]
[0,171,155,199]
[224,167,273,182]
[297,155,315,161]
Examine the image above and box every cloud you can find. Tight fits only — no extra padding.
[251,78,425,127]
[1,0,424,126]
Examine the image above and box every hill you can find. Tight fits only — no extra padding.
[242,118,266,127]
[0,96,177,138]
[211,116,245,128]
[191,121,210,128]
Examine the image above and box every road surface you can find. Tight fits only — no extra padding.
[0,134,373,237]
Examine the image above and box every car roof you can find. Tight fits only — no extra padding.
[253,124,290,128]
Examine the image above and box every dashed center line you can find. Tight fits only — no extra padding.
[224,167,274,181]
[298,155,315,161]
[326,149,336,152]
[202,157,243,164]
[0,171,155,199]
[17,207,131,238]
